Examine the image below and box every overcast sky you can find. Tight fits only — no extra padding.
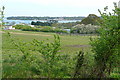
[1,0,119,17]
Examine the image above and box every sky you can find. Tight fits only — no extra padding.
[1,0,120,17]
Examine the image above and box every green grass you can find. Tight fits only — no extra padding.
[2,30,119,78]
[2,30,96,78]
[2,30,94,54]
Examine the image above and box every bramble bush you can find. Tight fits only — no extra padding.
[3,32,74,78]
[71,24,100,34]
[90,3,120,78]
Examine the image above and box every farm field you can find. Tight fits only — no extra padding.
[2,30,96,78]
[1,29,120,78]
[2,30,95,54]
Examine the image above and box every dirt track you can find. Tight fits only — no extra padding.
[65,45,91,48]
[0,31,51,36]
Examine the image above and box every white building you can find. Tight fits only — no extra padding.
[4,25,15,30]
[52,27,56,29]
[118,0,120,8]
[28,25,35,27]
[63,29,71,32]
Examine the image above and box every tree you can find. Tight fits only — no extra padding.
[0,6,5,80]
[90,3,120,78]
[80,14,102,25]
[31,21,36,25]
[0,6,5,27]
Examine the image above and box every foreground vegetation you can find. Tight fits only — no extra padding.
[2,29,119,78]
[2,30,93,78]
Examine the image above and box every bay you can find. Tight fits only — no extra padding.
[4,19,81,25]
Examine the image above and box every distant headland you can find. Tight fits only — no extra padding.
[7,16,86,20]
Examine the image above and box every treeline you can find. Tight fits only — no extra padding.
[7,16,85,20]
[31,21,52,26]
[31,20,58,26]
[13,25,67,33]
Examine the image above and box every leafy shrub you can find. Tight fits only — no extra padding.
[13,25,68,33]
[52,22,78,29]
[110,73,120,78]
[90,4,120,78]
[71,24,100,34]
[22,27,41,32]
[39,26,53,32]
[3,32,72,78]
[13,25,31,29]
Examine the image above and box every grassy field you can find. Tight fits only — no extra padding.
[2,30,95,54]
[2,30,97,78]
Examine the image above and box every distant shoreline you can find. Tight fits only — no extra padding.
[6,16,85,20]
[4,19,82,24]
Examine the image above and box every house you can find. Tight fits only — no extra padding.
[29,25,35,27]
[52,27,56,29]
[27,25,35,27]
[4,25,15,30]
[63,29,71,32]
